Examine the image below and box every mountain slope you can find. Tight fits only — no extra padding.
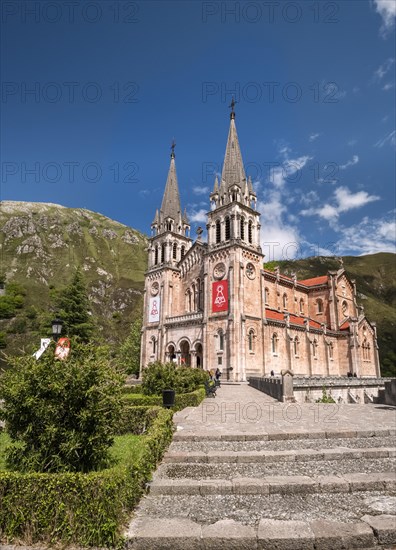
[0,201,147,358]
[267,253,396,376]
[1,201,395,376]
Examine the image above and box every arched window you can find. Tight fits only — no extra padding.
[248,329,255,352]
[317,299,323,314]
[161,243,165,263]
[294,336,299,356]
[166,220,173,231]
[264,287,269,305]
[299,298,304,314]
[240,217,245,241]
[172,242,177,260]
[216,220,221,243]
[218,330,224,351]
[181,245,185,260]
[312,338,318,358]
[283,293,288,309]
[342,300,348,316]
[272,333,278,354]
[225,217,231,240]
[154,246,158,265]
[232,192,237,201]
[191,283,196,311]
[151,337,156,355]
[186,289,192,312]
[248,220,253,244]
[362,338,370,361]
[329,342,334,359]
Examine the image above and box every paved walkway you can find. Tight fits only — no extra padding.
[126,383,396,549]
[173,382,396,439]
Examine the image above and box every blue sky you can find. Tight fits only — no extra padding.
[1,0,395,260]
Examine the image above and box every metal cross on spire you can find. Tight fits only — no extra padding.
[229,97,237,119]
[170,138,176,158]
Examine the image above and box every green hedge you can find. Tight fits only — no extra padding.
[121,386,206,411]
[0,407,173,547]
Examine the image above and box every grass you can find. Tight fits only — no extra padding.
[0,431,144,472]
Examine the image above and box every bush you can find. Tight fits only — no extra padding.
[0,407,173,546]
[121,386,206,412]
[0,341,123,473]
[316,386,336,403]
[141,361,209,395]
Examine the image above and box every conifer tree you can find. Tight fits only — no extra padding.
[56,268,95,342]
[118,317,142,376]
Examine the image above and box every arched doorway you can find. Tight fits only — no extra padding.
[179,340,191,366]
[167,344,176,363]
[195,343,203,369]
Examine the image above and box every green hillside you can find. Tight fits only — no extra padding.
[266,253,396,377]
[0,201,147,361]
[1,201,394,377]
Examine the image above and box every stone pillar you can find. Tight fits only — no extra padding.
[372,322,381,378]
[281,369,294,402]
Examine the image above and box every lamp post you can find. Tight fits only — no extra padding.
[51,318,63,342]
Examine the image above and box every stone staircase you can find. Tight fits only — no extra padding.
[126,428,396,549]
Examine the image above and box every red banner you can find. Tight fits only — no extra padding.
[212,280,228,312]
[55,337,71,361]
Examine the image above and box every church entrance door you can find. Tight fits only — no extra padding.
[179,340,191,367]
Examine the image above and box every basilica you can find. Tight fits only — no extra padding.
[140,109,380,381]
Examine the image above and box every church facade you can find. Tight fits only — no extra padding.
[140,110,380,381]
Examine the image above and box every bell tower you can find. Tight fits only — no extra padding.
[207,100,261,252]
[204,103,265,381]
[141,142,192,369]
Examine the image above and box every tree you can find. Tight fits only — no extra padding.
[0,342,123,473]
[118,317,142,376]
[56,268,95,342]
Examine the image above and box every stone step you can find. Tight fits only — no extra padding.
[148,471,396,496]
[169,435,396,453]
[164,446,396,464]
[125,515,396,549]
[172,427,395,442]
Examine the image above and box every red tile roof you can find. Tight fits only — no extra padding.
[298,275,328,286]
[265,309,322,329]
[340,320,350,331]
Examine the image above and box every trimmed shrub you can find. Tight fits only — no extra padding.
[141,361,209,395]
[0,342,123,473]
[121,386,206,412]
[0,407,173,546]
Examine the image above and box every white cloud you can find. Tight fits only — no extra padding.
[192,186,209,195]
[335,214,396,255]
[347,139,357,146]
[339,155,359,170]
[374,130,396,148]
[300,190,319,206]
[189,208,207,223]
[301,186,380,223]
[309,133,320,142]
[374,58,395,80]
[383,82,395,91]
[373,0,396,37]
[258,193,302,261]
[335,187,379,213]
[269,155,312,189]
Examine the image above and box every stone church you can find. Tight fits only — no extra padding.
[140,109,380,381]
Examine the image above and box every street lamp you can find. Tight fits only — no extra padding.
[51,318,63,341]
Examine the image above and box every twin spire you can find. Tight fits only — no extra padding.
[153,102,254,234]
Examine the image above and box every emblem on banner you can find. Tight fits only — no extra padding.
[149,296,160,322]
[212,280,228,312]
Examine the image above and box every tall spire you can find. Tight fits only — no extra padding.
[160,141,182,222]
[221,102,246,188]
